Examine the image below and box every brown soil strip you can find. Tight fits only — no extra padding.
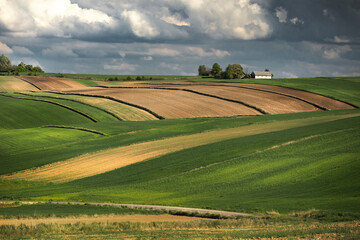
[63,88,261,119]
[138,83,327,111]
[99,86,267,114]
[18,76,86,90]
[3,113,359,183]
[0,214,207,226]
[126,84,322,114]
[165,82,355,110]
[0,94,98,122]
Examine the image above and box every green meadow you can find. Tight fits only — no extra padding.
[0,75,359,238]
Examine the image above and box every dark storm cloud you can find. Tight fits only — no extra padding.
[0,0,359,77]
[264,0,360,42]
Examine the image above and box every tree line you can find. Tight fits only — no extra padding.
[198,63,252,79]
[0,54,44,75]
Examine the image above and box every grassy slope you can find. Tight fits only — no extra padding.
[10,92,119,122]
[1,110,355,175]
[1,111,359,215]
[0,95,93,129]
[1,75,359,217]
[64,116,360,213]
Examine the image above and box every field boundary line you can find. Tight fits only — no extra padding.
[0,93,98,123]
[41,125,107,136]
[98,86,267,115]
[44,91,164,120]
[1,201,262,219]
[16,76,42,90]
[19,92,123,121]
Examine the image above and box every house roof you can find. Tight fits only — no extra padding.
[253,71,272,76]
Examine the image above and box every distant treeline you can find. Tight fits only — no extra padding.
[0,54,44,75]
[198,63,251,79]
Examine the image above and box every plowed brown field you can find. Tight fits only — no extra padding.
[19,76,86,90]
[64,88,262,118]
[141,82,354,111]
[141,84,319,114]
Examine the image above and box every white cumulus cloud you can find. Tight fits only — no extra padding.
[121,10,159,38]
[104,62,137,72]
[0,41,13,54]
[290,18,304,25]
[0,0,114,38]
[141,56,153,61]
[323,45,351,60]
[161,15,190,27]
[178,0,271,40]
[276,6,288,23]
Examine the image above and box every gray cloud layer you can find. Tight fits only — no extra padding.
[0,0,359,77]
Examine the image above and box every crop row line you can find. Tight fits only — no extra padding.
[19,92,123,121]
[16,77,42,90]
[0,94,98,123]
[44,91,165,120]
[42,125,107,136]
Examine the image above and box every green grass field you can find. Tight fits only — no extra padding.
[1,75,359,238]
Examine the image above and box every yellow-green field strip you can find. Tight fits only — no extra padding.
[25,91,157,121]
[18,92,123,121]
[2,113,359,183]
[0,94,98,122]
[45,91,164,120]
[0,76,39,91]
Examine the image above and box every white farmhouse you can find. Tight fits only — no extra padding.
[251,71,273,79]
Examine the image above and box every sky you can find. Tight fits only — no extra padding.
[0,0,359,78]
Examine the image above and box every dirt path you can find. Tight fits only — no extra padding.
[1,201,260,219]
[2,113,359,183]
[0,214,209,226]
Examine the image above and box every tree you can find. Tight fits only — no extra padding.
[15,62,27,72]
[0,54,11,72]
[211,63,222,78]
[198,65,208,76]
[25,65,34,72]
[33,66,44,73]
[224,64,244,79]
